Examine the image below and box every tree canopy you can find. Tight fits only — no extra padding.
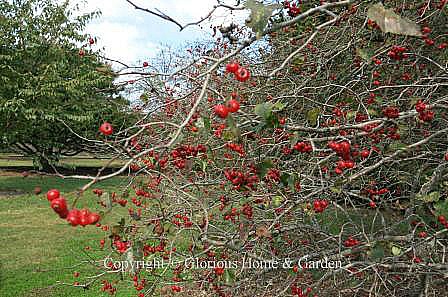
[0,0,130,168]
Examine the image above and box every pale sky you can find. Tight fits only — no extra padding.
[78,0,249,65]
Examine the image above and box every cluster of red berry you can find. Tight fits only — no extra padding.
[92,188,103,196]
[241,203,253,219]
[171,285,182,293]
[438,215,448,229]
[47,189,100,227]
[283,1,301,17]
[47,189,68,218]
[100,280,116,295]
[328,140,351,160]
[170,144,207,169]
[367,19,380,30]
[223,207,239,221]
[291,285,313,297]
[224,168,259,190]
[293,141,313,153]
[213,98,240,119]
[415,100,434,122]
[265,168,281,183]
[313,199,329,213]
[66,208,100,227]
[225,61,251,82]
[143,241,166,256]
[172,214,193,228]
[387,45,408,61]
[382,106,400,119]
[343,236,360,247]
[113,239,130,253]
[225,142,245,156]
[132,275,146,296]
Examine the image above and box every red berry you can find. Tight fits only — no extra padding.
[235,67,250,82]
[79,209,90,227]
[88,37,94,45]
[99,122,113,136]
[225,62,240,73]
[424,38,435,46]
[438,42,447,49]
[369,201,376,208]
[444,153,448,161]
[438,215,446,224]
[213,105,229,119]
[340,141,351,155]
[422,27,431,34]
[344,160,355,169]
[51,198,68,218]
[67,209,81,226]
[418,231,427,238]
[88,212,101,225]
[360,149,370,159]
[334,167,343,175]
[143,61,149,67]
[279,118,286,125]
[46,189,60,201]
[227,99,240,113]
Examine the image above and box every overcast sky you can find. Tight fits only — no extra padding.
[78,0,249,65]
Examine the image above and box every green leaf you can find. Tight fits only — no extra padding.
[273,101,285,111]
[257,158,273,178]
[203,116,211,130]
[434,200,448,218]
[226,114,241,139]
[292,56,305,66]
[416,191,440,203]
[244,0,282,38]
[387,141,407,152]
[306,108,320,126]
[280,173,297,192]
[224,268,235,283]
[254,102,274,120]
[367,3,423,37]
[330,186,342,194]
[370,244,385,260]
[356,48,373,62]
[272,195,284,207]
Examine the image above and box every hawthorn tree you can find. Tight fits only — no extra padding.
[40,0,448,296]
[0,0,131,169]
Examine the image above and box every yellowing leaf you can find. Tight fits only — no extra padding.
[391,245,402,256]
[245,0,282,39]
[367,3,422,37]
[256,226,271,238]
[306,108,320,126]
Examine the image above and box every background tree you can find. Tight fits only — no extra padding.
[0,0,131,170]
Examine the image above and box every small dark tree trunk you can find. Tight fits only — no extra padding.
[38,157,53,172]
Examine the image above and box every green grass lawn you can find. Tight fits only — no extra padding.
[0,154,125,169]
[0,173,134,297]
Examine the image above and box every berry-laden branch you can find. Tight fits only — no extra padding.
[38,0,448,296]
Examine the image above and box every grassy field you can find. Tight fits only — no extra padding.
[0,172,134,297]
[0,153,125,169]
